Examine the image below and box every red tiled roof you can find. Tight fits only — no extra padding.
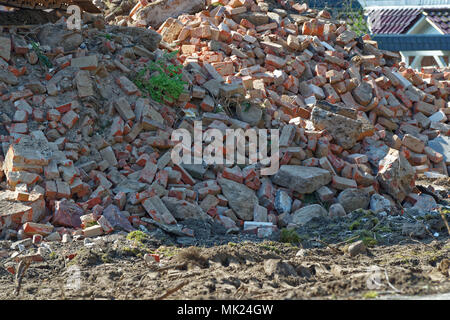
[367,8,422,34]
[424,9,450,34]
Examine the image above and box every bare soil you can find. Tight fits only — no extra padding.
[0,232,449,300]
[1,177,449,300]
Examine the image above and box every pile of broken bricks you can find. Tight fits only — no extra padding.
[0,0,449,252]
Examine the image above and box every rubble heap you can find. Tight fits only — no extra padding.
[0,0,449,246]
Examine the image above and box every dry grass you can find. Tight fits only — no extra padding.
[174,246,208,268]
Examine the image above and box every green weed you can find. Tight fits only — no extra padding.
[134,50,186,103]
[280,228,301,245]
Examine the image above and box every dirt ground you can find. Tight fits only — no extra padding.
[0,231,449,300]
[1,177,449,300]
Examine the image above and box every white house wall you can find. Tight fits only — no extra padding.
[407,16,443,35]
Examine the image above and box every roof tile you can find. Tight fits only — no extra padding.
[369,8,450,34]
[425,9,450,34]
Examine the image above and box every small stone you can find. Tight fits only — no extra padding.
[402,222,427,239]
[370,194,392,214]
[329,203,346,218]
[291,204,327,226]
[337,188,370,213]
[62,234,72,243]
[274,190,292,214]
[83,225,103,237]
[263,259,297,277]
[272,165,331,194]
[348,240,366,257]
[46,232,62,242]
[217,177,258,221]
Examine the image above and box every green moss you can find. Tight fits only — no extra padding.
[259,242,282,254]
[127,230,148,244]
[349,221,361,231]
[85,221,98,228]
[121,246,142,257]
[362,210,375,217]
[156,246,179,258]
[363,291,378,299]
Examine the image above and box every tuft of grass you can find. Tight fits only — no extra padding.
[362,237,378,247]
[174,247,208,267]
[280,228,301,245]
[134,50,186,103]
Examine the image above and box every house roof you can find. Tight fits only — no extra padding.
[424,9,450,33]
[367,8,450,34]
[372,34,450,50]
[367,8,423,34]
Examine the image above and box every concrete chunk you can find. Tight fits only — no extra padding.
[272,165,331,194]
